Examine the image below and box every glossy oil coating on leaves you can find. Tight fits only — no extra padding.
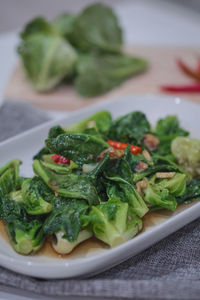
[33,160,100,206]
[82,198,142,247]
[44,198,88,242]
[45,133,109,164]
[171,137,200,177]
[108,111,151,144]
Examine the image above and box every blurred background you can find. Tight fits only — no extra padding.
[0,0,200,46]
[0,0,200,34]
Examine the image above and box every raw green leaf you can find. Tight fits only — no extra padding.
[18,33,77,92]
[52,14,76,39]
[75,53,148,97]
[20,17,55,40]
[71,3,122,53]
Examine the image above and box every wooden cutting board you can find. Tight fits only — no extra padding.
[4,46,200,111]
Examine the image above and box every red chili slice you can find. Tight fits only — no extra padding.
[161,84,200,93]
[107,140,142,155]
[177,58,200,81]
[51,154,70,164]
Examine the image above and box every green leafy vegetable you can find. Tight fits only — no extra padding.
[0,109,199,256]
[65,111,112,135]
[108,111,150,144]
[18,33,77,92]
[71,3,122,53]
[171,137,200,177]
[52,14,76,39]
[18,4,148,97]
[20,17,55,40]
[82,198,142,247]
[21,177,53,215]
[106,177,149,218]
[177,178,200,203]
[0,160,21,198]
[44,198,88,242]
[33,125,66,160]
[133,165,177,183]
[48,125,66,139]
[75,53,148,97]
[155,173,186,197]
[1,196,44,254]
[155,116,189,155]
[142,172,187,211]
[143,182,177,211]
[45,133,108,164]
[33,160,100,206]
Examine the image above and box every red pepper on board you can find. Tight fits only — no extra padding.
[177,58,200,81]
[197,60,200,73]
[51,154,70,164]
[161,58,200,94]
[161,84,200,93]
[107,140,142,155]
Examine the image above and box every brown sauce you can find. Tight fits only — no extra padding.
[38,237,108,259]
[0,202,196,259]
[142,201,196,231]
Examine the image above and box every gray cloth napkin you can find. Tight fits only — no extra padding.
[0,100,200,300]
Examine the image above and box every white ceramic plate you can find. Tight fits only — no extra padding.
[0,94,200,279]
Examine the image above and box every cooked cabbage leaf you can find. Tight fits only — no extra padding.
[82,198,142,247]
[108,111,150,144]
[171,137,200,177]
[154,116,189,156]
[33,160,100,206]
[45,133,109,164]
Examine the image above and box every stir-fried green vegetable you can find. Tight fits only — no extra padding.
[45,133,109,164]
[0,109,199,256]
[1,196,44,255]
[171,137,200,177]
[108,111,151,144]
[82,198,142,247]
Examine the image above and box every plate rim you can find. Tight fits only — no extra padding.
[1,93,200,148]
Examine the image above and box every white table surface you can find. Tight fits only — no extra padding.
[0,0,200,299]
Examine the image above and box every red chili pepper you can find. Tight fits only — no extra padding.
[161,84,200,93]
[197,61,200,73]
[107,140,142,155]
[177,58,200,81]
[51,154,70,164]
